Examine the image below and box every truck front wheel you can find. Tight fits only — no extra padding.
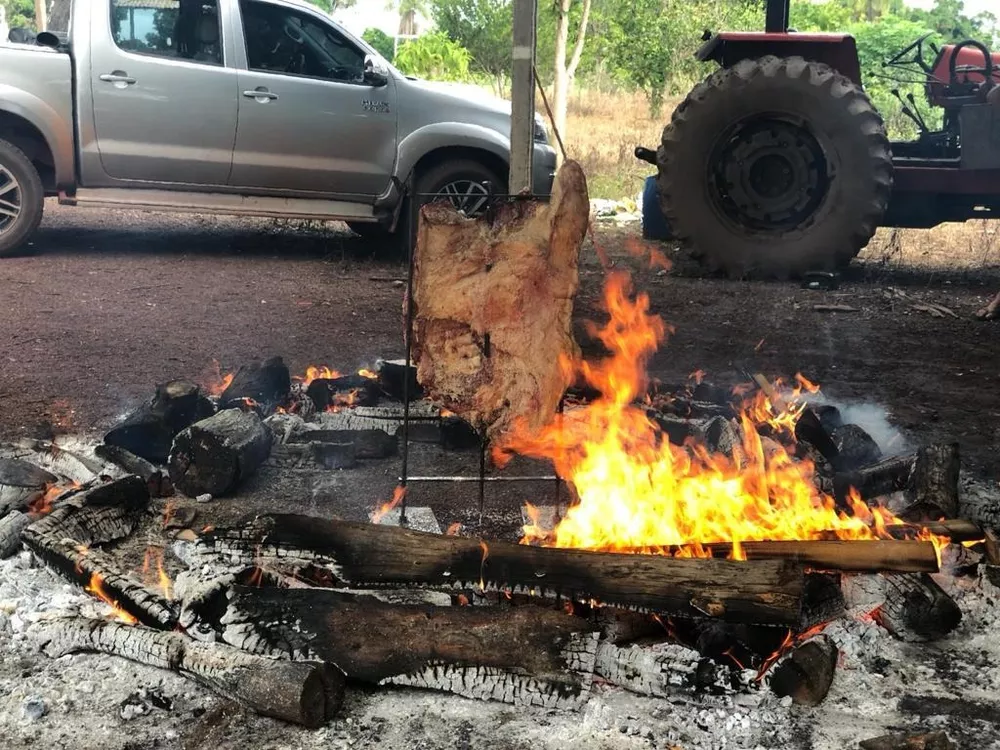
[0,138,44,257]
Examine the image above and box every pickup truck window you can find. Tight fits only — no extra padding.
[110,0,223,66]
[240,0,365,84]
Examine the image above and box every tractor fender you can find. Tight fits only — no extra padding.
[696,32,862,85]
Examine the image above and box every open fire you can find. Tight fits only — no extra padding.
[497,269,950,560]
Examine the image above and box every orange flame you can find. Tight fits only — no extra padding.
[446,522,462,536]
[371,485,407,524]
[28,481,80,517]
[200,359,234,397]
[141,547,173,600]
[326,388,361,413]
[358,368,378,380]
[478,540,490,592]
[496,270,946,558]
[293,366,342,386]
[85,573,139,625]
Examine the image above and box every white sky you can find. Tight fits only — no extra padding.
[906,0,995,16]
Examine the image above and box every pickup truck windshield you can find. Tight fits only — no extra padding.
[240,0,365,84]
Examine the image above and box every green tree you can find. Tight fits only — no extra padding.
[362,27,395,61]
[430,0,512,91]
[1,0,35,29]
[394,29,472,80]
[309,0,357,11]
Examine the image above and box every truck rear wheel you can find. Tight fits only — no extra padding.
[658,56,893,278]
[0,138,44,257]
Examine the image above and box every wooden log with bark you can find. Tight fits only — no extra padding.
[94,444,173,498]
[222,586,599,710]
[35,616,343,728]
[411,160,589,441]
[196,514,807,626]
[767,635,838,706]
[841,573,961,642]
[219,356,291,415]
[104,381,215,463]
[169,409,272,497]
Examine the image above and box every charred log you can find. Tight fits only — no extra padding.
[169,409,272,497]
[842,573,961,642]
[24,476,149,547]
[222,586,598,710]
[767,635,838,706]
[94,444,173,498]
[411,161,589,441]
[305,375,379,412]
[830,424,882,471]
[219,357,291,415]
[287,429,396,459]
[902,443,960,521]
[376,359,423,402]
[0,457,57,488]
[859,731,956,750]
[104,381,215,463]
[667,540,938,574]
[36,616,343,728]
[197,515,807,626]
[0,510,31,558]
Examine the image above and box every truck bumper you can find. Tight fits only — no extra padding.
[532,143,558,197]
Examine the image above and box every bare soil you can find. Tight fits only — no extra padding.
[4,202,999,476]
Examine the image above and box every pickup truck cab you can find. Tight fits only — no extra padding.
[0,0,557,255]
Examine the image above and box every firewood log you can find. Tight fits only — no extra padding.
[219,357,291,414]
[859,731,956,750]
[375,359,422,402]
[24,475,149,546]
[104,380,215,463]
[0,510,31,558]
[305,375,379,412]
[169,409,272,497]
[0,457,57,488]
[841,573,961,642]
[286,429,397,459]
[195,515,807,626]
[94,444,173,498]
[35,616,343,728]
[411,160,589,441]
[830,424,882,470]
[594,641,746,698]
[221,586,598,710]
[902,443,960,521]
[767,635,838,706]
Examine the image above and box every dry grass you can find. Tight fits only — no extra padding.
[859,222,1000,276]
[559,89,677,200]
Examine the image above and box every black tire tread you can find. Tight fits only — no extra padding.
[0,137,44,258]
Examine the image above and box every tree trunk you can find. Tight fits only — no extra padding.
[551,0,592,160]
[223,586,599,710]
[36,616,343,728]
[196,514,807,626]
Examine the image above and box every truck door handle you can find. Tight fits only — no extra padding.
[243,88,278,101]
[99,72,136,85]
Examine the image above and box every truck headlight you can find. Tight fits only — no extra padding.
[534,116,549,144]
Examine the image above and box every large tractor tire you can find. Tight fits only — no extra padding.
[658,56,892,278]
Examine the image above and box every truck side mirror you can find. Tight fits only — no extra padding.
[363,55,389,87]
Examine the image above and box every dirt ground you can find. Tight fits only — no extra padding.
[3,201,1000,478]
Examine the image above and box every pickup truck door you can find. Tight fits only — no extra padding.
[228,0,397,197]
[86,0,239,185]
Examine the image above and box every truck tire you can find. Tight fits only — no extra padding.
[0,138,44,257]
[658,56,893,278]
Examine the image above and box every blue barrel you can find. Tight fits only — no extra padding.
[641,176,672,241]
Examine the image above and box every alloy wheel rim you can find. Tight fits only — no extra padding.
[435,180,491,217]
[0,166,22,235]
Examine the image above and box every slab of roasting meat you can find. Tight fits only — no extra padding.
[410,161,590,441]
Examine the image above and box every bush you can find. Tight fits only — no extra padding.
[394,30,471,82]
[362,27,395,62]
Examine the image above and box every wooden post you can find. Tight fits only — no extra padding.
[34,0,47,32]
[509,0,537,194]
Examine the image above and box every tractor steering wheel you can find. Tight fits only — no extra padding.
[948,39,994,85]
[886,32,936,74]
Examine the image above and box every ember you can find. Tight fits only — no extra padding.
[85,572,139,625]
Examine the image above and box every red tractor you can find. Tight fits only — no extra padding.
[645,0,1000,277]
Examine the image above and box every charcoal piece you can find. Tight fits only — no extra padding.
[305,376,379,412]
[831,424,882,470]
[703,416,740,456]
[376,359,423,402]
[0,458,57,488]
[104,381,215,464]
[768,635,838,706]
[219,357,291,414]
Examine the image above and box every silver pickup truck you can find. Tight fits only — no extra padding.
[0,0,556,255]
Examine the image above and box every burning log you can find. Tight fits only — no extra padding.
[842,573,961,642]
[859,731,956,750]
[375,359,422,402]
[411,160,589,441]
[218,356,291,414]
[0,510,32,558]
[104,380,215,463]
[594,641,746,698]
[830,424,882,470]
[94,444,173,498]
[305,375,379,412]
[27,537,178,629]
[198,515,807,626]
[222,586,598,710]
[24,476,149,546]
[168,409,272,498]
[35,616,343,728]
[833,443,961,518]
[767,635,838,706]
